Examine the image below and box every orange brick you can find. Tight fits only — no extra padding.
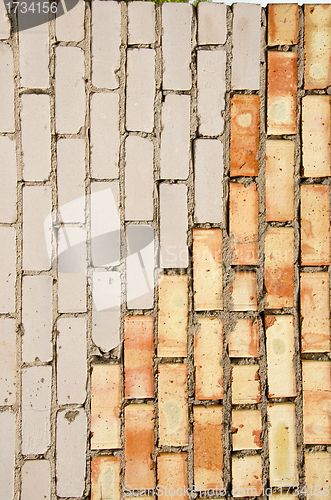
[193,228,223,311]
[266,140,295,221]
[229,182,258,265]
[268,4,298,46]
[193,405,223,490]
[91,456,121,500]
[124,404,155,489]
[232,409,262,450]
[232,455,262,498]
[267,51,297,135]
[302,360,331,445]
[158,364,188,446]
[230,94,259,177]
[228,318,259,358]
[157,274,188,357]
[232,364,261,404]
[265,227,294,309]
[157,453,188,500]
[301,185,330,266]
[302,96,330,177]
[305,451,331,500]
[230,271,258,312]
[268,403,298,487]
[304,5,331,89]
[124,315,154,399]
[300,272,330,353]
[194,317,223,401]
[266,315,296,398]
[91,364,121,450]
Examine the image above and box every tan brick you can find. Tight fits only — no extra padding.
[56,0,84,42]
[302,96,330,177]
[232,409,262,450]
[304,5,331,89]
[267,51,297,135]
[268,4,298,46]
[302,360,331,445]
[268,403,298,487]
[0,226,16,313]
[301,185,330,266]
[266,315,296,399]
[300,272,330,353]
[18,21,48,88]
[266,140,295,221]
[228,318,259,358]
[162,3,192,90]
[305,451,331,500]
[0,411,15,500]
[0,136,16,223]
[232,364,261,404]
[91,364,121,450]
[230,94,260,177]
[230,182,258,265]
[124,404,155,489]
[0,2,10,39]
[232,455,262,497]
[265,227,294,309]
[197,2,226,45]
[0,43,14,132]
[128,1,155,45]
[158,275,188,357]
[230,271,258,312]
[0,318,16,406]
[194,405,223,490]
[194,317,223,401]
[21,460,50,500]
[158,363,188,446]
[91,456,121,500]
[157,453,188,500]
[124,316,154,399]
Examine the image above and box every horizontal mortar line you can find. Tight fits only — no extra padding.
[231,449,263,457]
[299,266,330,272]
[56,312,87,318]
[55,41,84,48]
[18,87,51,95]
[0,131,15,137]
[22,270,54,277]
[266,221,295,227]
[89,177,120,183]
[0,221,16,227]
[262,308,297,314]
[267,45,298,51]
[127,43,157,49]
[230,402,262,410]
[161,89,193,96]
[90,86,121,95]
[265,396,298,404]
[55,132,86,140]
[21,360,52,369]
[0,405,16,411]
[302,89,329,96]
[0,312,16,318]
[230,89,260,96]
[19,180,51,187]
[88,449,123,458]
[301,353,331,361]
[229,357,260,364]
[155,445,190,453]
[300,177,331,184]
[195,133,225,141]
[196,43,227,50]
[304,444,330,451]
[155,357,189,364]
[266,133,297,140]
[124,129,155,138]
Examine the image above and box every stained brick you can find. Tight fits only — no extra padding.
[124,404,155,489]
[0,411,15,500]
[232,455,262,497]
[266,315,296,398]
[157,274,188,357]
[0,2,10,39]
[0,226,16,313]
[230,94,260,177]
[304,5,331,89]
[232,364,260,404]
[300,272,330,353]
[197,2,226,45]
[0,318,16,406]
[124,315,154,399]
[157,453,188,500]
[158,363,188,446]
[302,96,330,177]
[162,3,192,90]
[56,0,84,42]
[0,43,14,132]
[91,456,121,500]
[268,4,298,46]
[18,21,48,88]
[194,405,223,490]
[228,318,259,358]
[267,51,297,135]
[0,136,16,223]
[194,317,223,401]
[266,140,294,221]
[21,460,51,500]
[300,184,330,266]
[265,227,294,309]
[128,1,155,45]
[230,182,258,265]
[232,409,262,450]
[305,451,331,500]
[91,364,121,450]
[230,271,258,312]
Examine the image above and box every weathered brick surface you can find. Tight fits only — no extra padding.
[0,43,14,132]
[0,318,16,405]
[305,451,331,500]
[18,21,48,88]
[302,95,330,177]
[232,455,262,497]
[304,5,331,89]
[230,271,258,311]
[232,364,261,404]
[228,318,259,358]
[91,456,121,500]
[56,0,84,42]
[232,409,262,450]
[157,453,188,499]
[197,2,226,45]
[21,460,51,500]
[268,4,298,46]
[128,1,155,45]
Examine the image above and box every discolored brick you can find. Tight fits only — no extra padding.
[228,318,259,358]
[268,4,298,46]
[302,96,330,177]
[232,364,261,404]
[232,409,262,450]
[157,453,188,500]
[232,455,262,497]
[230,271,258,312]
[91,456,121,500]
[305,451,331,500]
[304,5,331,89]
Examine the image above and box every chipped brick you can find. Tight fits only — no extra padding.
[232,409,262,450]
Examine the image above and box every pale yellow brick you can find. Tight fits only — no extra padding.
[228,318,259,358]
[232,409,262,450]
[230,271,258,312]
[304,5,331,89]
[91,456,120,500]
[302,96,330,177]
[232,455,262,497]
[305,451,331,500]
[232,364,260,404]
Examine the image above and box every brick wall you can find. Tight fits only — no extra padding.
[0,1,330,499]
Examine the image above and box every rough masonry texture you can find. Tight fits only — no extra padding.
[0,1,330,499]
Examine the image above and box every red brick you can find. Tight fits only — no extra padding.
[268,4,298,46]
[302,96,330,177]
[91,456,120,500]
[228,318,259,358]
[230,271,258,312]
[157,453,188,499]
[232,364,261,404]
[304,5,331,89]
[232,409,262,450]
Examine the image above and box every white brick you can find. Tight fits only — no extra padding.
[0,318,16,406]
[21,460,51,500]
[162,3,192,90]
[128,1,155,45]
[194,139,224,224]
[197,49,226,136]
[160,183,188,268]
[232,4,261,90]
[22,366,52,455]
[56,408,87,497]
[22,276,53,363]
[0,136,16,223]
[55,46,85,133]
[160,94,190,180]
[0,411,15,500]
[126,48,155,133]
[92,0,121,89]
[21,94,51,181]
[23,186,52,271]
[0,2,10,39]
[0,226,16,313]
[58,226,87,313]
[125,135,154,220]
[0,43,14,131]
[57,317,87,405]
[91,93,119,179]
[198,2,227,45]
[18,21,49,88]
[56,0,84,42]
